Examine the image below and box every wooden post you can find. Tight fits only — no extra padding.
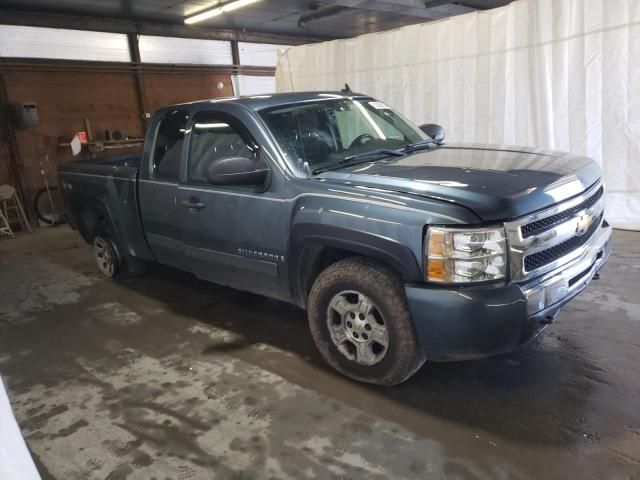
[0,59,30,224]
[127,32,149,134]
[231,39,241,75]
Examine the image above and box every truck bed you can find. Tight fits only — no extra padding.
[58,152,154,261]
[58,152,142,175]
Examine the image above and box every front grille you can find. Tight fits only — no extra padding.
[521,186,604,238]
[524,212,603,271]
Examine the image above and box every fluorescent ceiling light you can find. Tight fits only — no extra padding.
[194,122,230,129]
[185,0,262,25]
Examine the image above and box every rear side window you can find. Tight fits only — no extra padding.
[152,109,189,180]
[188,111,260,183]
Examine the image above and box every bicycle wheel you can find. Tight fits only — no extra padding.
[33,186,66,226]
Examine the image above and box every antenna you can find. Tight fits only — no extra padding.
[284,49,309,172]
[285,49,296,94]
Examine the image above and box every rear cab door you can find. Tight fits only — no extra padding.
[177,103,289,300]
[139,107,190,269]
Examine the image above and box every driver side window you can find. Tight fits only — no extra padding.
[188,112,259,183]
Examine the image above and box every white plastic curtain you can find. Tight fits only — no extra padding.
[276,0,640,230]
[0,377,40,480]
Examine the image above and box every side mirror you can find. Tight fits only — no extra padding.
[206,156,269,186]
[419,124,445,144]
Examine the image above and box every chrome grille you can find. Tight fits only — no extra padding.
[521,186,604,238]
[504,182,605,282]
[523,211,603,271]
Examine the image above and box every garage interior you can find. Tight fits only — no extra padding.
[0,1,639,479]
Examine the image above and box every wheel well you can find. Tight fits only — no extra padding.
[77,202,107,243]
[296,245,402,307]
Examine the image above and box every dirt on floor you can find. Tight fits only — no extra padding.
[0,227,639,480]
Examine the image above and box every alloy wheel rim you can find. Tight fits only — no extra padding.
[93,237,115,277]
[326,290,389,366]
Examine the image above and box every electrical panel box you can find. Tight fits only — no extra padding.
[11,102,39,128]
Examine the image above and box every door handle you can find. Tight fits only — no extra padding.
[180,198,205,210]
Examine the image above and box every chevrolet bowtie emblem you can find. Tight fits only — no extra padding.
[576,213,593,236]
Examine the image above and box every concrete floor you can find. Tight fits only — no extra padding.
[0,227,639,480]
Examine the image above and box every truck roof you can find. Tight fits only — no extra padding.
[169,91,369,111]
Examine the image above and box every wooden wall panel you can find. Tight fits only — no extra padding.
[141,73,233,113]
[2,69,232,221]
[4,70,142,204]
[0,144,10,186]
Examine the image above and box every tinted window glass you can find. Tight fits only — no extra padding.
[152,109,189,180]
[188,112,259,183]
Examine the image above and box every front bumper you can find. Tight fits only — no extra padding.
[405,221,612,361]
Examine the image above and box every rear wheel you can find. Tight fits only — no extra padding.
[92,234,145,279]
[93,235,118,278]
[308,257,425,386]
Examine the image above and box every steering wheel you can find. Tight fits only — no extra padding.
[348,133,375,149]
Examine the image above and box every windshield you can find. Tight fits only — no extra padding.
[258,98,427,176]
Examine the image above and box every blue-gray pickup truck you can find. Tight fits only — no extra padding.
[59,91,611,385]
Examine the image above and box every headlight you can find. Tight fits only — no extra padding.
[426,226,507,283]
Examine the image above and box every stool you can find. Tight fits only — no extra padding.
[0,209,13,238]
[0,185,31,233]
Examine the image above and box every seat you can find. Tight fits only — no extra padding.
[0,185,30,234]
[155,140,183,179]
[190,131,253,182]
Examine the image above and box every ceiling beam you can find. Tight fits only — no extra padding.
[0,8,325,45]
[329,0,476,19]
[298,5,352,29]
[0,57,276,76]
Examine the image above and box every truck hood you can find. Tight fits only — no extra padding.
[317,143,602,221]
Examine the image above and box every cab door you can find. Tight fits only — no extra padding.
[177,109,288,299]
[138,108,189,269]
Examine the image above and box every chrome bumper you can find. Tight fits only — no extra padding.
[522,221,612,317]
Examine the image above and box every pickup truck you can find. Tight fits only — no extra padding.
[59,92,612,386]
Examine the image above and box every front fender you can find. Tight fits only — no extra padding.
[285,185,479,307]
[290,222,423,282]
[287,193,431,306]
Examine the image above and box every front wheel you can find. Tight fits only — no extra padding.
[308,257,425,386]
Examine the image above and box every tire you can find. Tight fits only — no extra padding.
[33,186,66,226]
[308,257,426,386]
[92,234,145,280]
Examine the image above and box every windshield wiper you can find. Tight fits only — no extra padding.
[342,148,405,162]
[312,149,405,175]
[402,139,439,153]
